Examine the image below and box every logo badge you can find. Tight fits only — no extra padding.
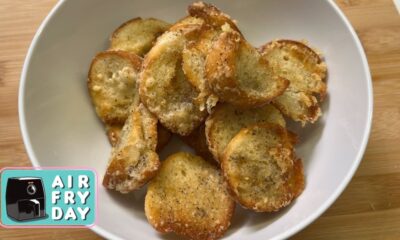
[1,168,96,227]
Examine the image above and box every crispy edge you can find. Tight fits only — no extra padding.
[110,17,142,43]
[87,50,142,125]
[221,123,301,212]
[204,104,225,163]
[287,158,305,199]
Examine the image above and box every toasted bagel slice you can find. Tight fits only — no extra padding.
[145,152,235,240]
[139,21,207,136]
[110,18,171,56]
[259,40,327,124]
[103,98,159,193]
[205,103,285,162]
[180,124,216,164]
[206,29,289,108]
[221,124,304,212]
[88,51,142,125]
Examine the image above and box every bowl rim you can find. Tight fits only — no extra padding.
[18,0,373,239]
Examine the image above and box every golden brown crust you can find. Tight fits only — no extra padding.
[110,17,171,56]
[145,152,235,240]
[180,124,217,164]
[205,103,286,162]
[205,30,289,108]
[221,123,304,212]
[259,39,327,124]
[88,50,142,125]
[287,158,305,199]
[111,17,142,41]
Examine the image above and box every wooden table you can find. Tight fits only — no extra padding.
[0,0,399,239]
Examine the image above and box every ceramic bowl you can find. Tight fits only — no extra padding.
[19,0,372,239]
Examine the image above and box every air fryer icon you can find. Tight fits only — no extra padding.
[6,177,46,221]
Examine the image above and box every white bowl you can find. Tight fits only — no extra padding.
[19,0,372,239]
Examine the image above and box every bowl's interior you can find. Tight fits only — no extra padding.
[20,0,371,239]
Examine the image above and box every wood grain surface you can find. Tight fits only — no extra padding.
[0,0,399,239]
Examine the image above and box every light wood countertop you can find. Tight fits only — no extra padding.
[0,0,399,239]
